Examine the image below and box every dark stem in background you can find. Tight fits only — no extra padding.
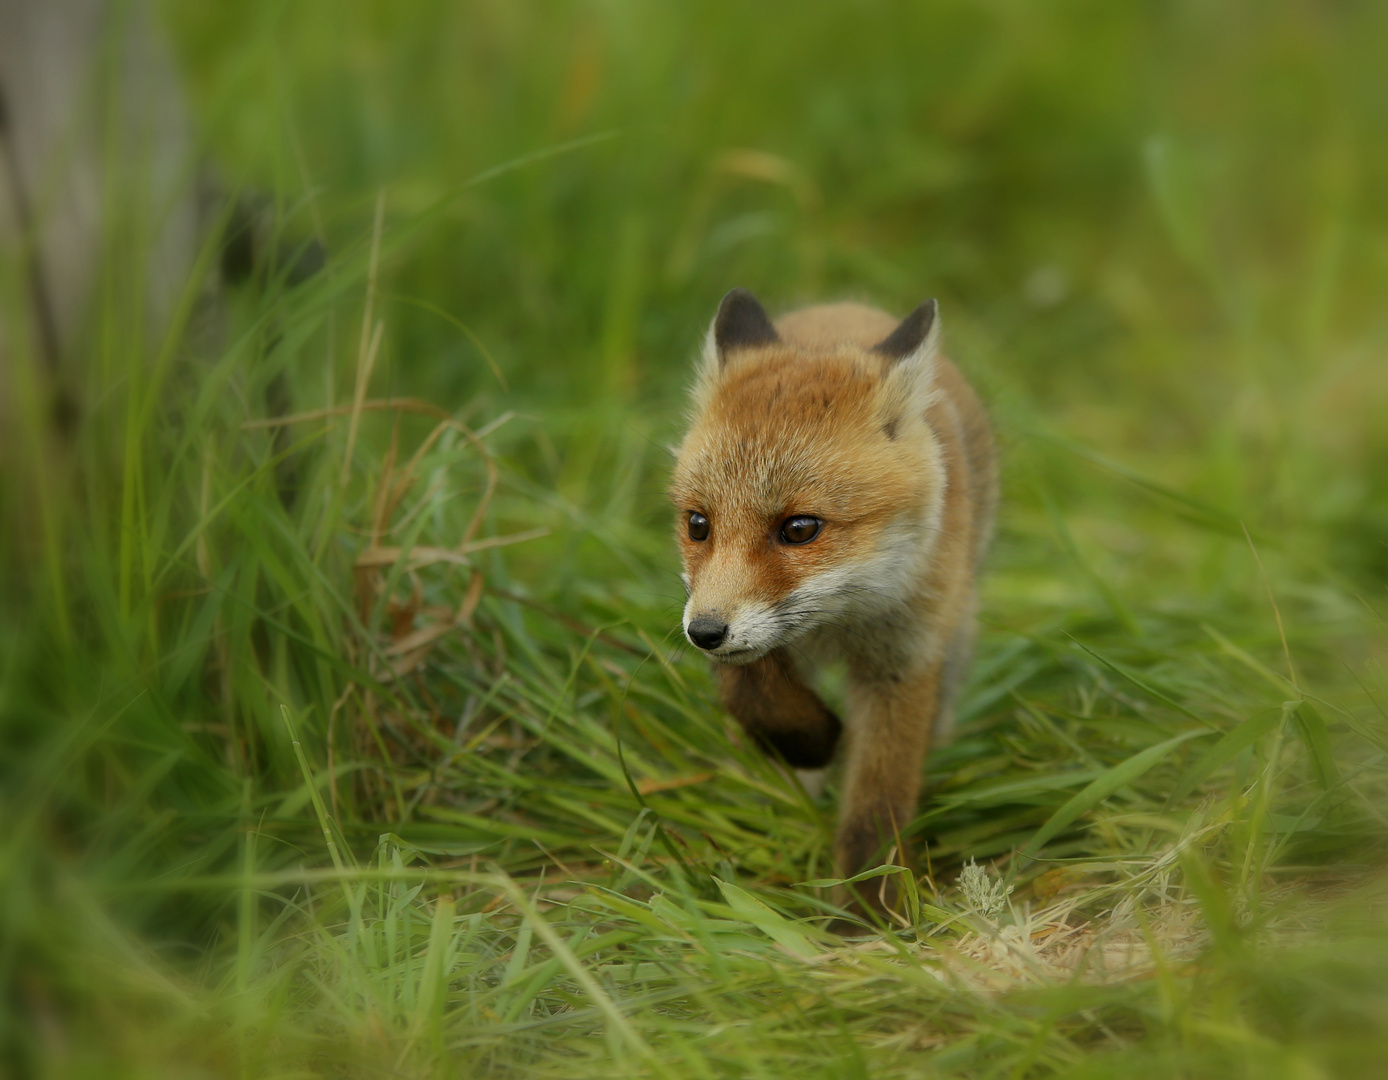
[0,78,79,438]
[0,78,62,380]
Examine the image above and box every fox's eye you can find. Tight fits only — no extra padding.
[779,515,822,545]
[687,512,710,541]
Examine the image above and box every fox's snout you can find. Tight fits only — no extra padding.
[679,535,813,662]
[681,591,780,664]
[685,616,727,651]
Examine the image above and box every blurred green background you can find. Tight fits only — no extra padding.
[2,1,1387,1076]
[168,0,1388,578]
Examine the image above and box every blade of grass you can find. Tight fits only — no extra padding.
[1018,730,1205,865]
[1165,708,1282,809]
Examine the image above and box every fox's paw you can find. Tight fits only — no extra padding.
[752,708,841,769]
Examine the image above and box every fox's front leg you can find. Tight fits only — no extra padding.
[835,664,942,903]
[715,648,841,768]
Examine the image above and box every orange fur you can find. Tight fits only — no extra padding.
[669,293,997,918]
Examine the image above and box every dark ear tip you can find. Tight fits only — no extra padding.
[907,298,939,327]
[872,298,939,361]
[714,287,779,353]
[715,288,764,324]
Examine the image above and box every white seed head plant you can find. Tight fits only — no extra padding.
[959,858,1014,920]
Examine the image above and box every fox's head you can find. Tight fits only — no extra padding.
[669,289,948,664]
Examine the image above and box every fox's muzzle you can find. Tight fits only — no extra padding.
[681,594,782,664]
[685,617,728,651]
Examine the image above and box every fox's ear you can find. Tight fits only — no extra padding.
[711,288,779,365]
[875,300,942,438]
[693,289,779,404]
[872,299,939,363]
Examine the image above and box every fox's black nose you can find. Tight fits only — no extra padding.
[686,618,729,651]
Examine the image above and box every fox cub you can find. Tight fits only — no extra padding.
[669,289,996,903]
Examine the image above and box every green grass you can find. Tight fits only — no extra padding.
[3,1,1388,1076]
